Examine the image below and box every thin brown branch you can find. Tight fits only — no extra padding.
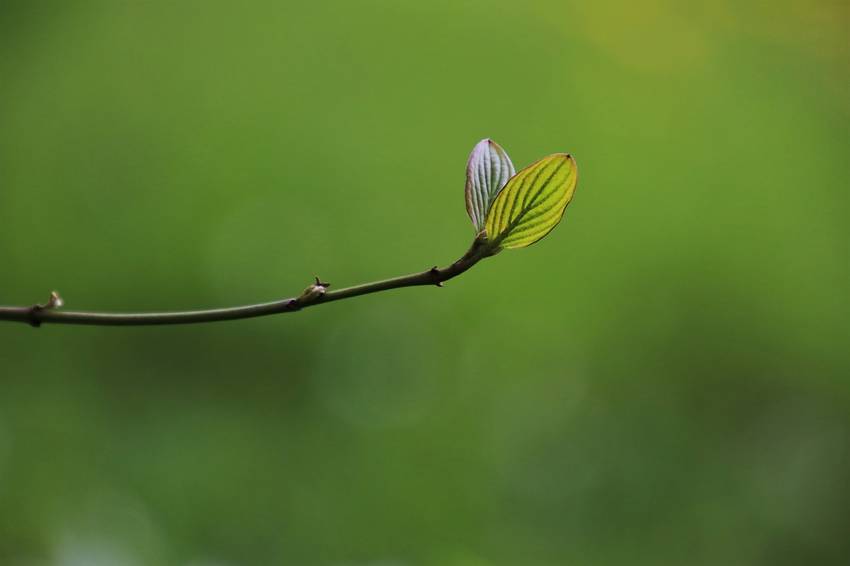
[0,236,497,328]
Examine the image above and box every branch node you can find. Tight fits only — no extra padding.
[27,306,43,328]
[298,277,330,305]
[27,291,64,328]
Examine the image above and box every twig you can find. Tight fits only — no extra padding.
[0,236,496,328]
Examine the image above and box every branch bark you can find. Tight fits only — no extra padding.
[0,236,497,328]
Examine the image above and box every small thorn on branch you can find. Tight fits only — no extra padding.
[429,266,444,287]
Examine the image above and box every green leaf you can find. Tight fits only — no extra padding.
[484,153,578,249]
[465,138,515,232]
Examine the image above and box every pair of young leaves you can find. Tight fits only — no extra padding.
[464,139,578,250]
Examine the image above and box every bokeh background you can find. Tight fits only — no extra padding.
[1,1,848,565]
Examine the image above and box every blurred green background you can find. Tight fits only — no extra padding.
[1,1,848,565]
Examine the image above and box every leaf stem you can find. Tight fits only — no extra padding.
[0,236,497,328]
